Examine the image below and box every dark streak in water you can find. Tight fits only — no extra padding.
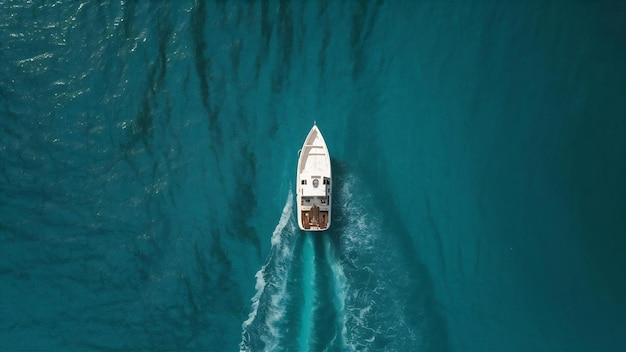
[121,0,138,39]
[230,38,243,81]
[189,5,210,112]
[260,0,272,52]
[154,4,171,87]
[271,0,294,93]
[123,4,173,158]
[318,28,330,78]
[174,231,244,348]
[350,1,367,79]
[189,0,214,125]
[189,0,226,167]
[350,0,383,80]
[315,0,331,79]
[228,112,261,256]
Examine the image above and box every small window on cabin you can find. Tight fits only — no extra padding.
[313,179,319,188]
[301,180,307,185]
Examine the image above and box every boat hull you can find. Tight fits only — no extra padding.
[296,124,331,231]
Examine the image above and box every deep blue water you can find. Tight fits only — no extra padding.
[1,1,625,351]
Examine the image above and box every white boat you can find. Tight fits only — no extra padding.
[296,123,331,231]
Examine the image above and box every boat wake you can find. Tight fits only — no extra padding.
[239,191,298,352]
[332,174,422,351]
[241,174,423,351]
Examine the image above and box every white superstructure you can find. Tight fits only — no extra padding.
[296,123,331,231]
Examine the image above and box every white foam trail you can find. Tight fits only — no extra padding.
[240,190,297,352]
[241,175,422,351]
[336,174,377,351]
[335,175,421,351]
[325,237,350,351]
[298,234,315,352]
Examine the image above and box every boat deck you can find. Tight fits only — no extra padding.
[301,208,329,230]
[296,123,331,231]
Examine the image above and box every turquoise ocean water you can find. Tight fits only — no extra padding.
[1,1,625,351]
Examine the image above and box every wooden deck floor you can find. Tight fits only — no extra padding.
[301,209,329,230]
